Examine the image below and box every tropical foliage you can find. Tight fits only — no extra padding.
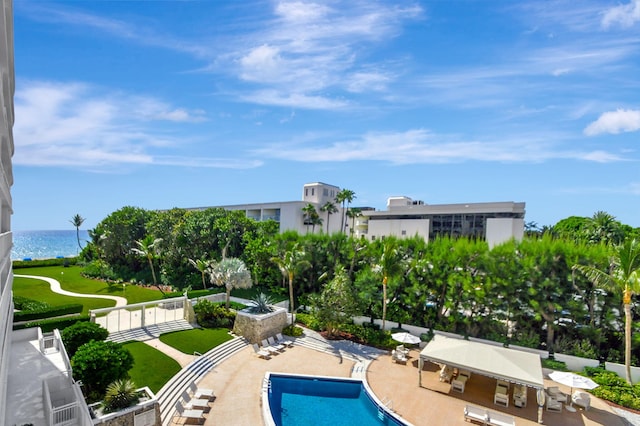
[76,206,640,368]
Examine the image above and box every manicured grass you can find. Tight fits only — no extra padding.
[13,265,165,304]
[12,276,114,314]
[122,341,181,393]
[159,328,233,355]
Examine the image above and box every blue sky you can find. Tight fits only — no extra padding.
[11,0,640,231]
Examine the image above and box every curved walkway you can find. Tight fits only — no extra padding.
[15,274,127,307]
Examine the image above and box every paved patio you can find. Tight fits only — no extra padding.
[170,343,630,425]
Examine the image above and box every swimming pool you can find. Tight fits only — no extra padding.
[262,373,410,426]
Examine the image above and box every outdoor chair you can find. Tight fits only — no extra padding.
[188,381,215,402]
[276,333,293,347]
[174,401,205,425]
[546,397,563,412]
[267,336,286,351]
[391,349,407,364]
[572,391,590,410]
[180,391,210,413]
[396,345,410,356]
[439,365,454,382]
[513,384,527,408]
[452,376,467,393]
[494,384,509,407]
[458,369,472,380]
[261,339,281,355]
[252,343,271,359]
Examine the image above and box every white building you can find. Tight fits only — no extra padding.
[190,183,525,247]
[1,2,92,424]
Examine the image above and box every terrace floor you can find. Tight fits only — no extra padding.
[171,343,629,426]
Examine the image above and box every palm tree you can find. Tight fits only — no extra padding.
[321,201,338,234]
[131,236,164,294]
[188,257,211,290]
[311,212,323,234]
[346,207,362,236]
[336,189,356,234]
[584,211,624,245]
[302,203,317,234]
[374,238,404,331]
[70,214,85,252]
[574,238,640,384]
[271,244,311,323]
[209,257,253,308]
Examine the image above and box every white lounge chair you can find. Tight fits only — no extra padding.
[546,397,563,412]
[487,411,516,426]
[188,381,215,401]
[174,401,205,425]
[452,376,467,393]
[252,343,271,359]
[572,391,590,410]
[494,384,509,407]
[261,339,281,355]
[463,405,488,424]
[276,333,293,347]
[180,391,210,412]
[513,384,527,408]
[268,336,286,351]
[391,349,407,364]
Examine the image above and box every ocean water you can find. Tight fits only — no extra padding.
[11,230,90,260]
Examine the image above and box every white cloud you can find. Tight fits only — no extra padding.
[584,108,640,135]
[602,0,640,29]
[240,90,349,110]
[254,128,625,165]
[275,1,331,22]
[13,81,258,170]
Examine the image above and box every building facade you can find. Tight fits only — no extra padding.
[192,183,525,247]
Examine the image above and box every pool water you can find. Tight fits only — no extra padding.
[267,374,406,426]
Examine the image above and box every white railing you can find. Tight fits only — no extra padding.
[52,401,78,425]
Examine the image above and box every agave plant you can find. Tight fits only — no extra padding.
[248,292,275,314]
[104,379,139,412]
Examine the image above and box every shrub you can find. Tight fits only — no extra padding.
[14,304,83,322]
[13,296,49,311]
[295,313,321,331]
[71,341,134,397]
[193,299,236,328]
[103,379,139,413]
[61,322,109,357]
[541,358,568,371]
[282,324,303,337]
[14,315,90,332]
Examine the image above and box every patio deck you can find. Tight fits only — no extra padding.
[171,344,626,425]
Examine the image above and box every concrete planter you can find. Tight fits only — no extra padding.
[233,307,288,344]
[89,387,160,426]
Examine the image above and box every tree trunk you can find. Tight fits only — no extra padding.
[288,271,295,324]
[625,301,632,384]
[225,287,231,309]
[382,276,387,331]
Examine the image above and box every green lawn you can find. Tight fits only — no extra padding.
[122,341,181,393]
[12,276,114,314]
[159,328,233,355]
[13,265,165,304]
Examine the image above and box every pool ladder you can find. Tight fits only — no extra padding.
[379,397,393,420]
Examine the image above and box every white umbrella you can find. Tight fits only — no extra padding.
[391,332,421,345]
[548,371,598,410]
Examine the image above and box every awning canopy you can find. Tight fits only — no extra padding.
[419,335,544,389]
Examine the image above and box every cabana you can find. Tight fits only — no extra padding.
[418,335,544,390]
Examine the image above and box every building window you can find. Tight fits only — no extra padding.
[305,188,308,196]
[371,235,376,240]
[312,188,315,196]
[323,188,329,196]
[401,230,407,236]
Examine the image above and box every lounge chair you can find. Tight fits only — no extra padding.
[261,339,281,355]
[391,349,407,364]
[439,364,454,382]
[180,391,210,412]
[487,411,516,426]
[458,369,472,380]
[396,345,410,356]
[494,384,509,407]
[546,397,563,412]
[572,391,590,410]
[174,401,205,425]
[513,384,527,408]
[463,405,488,424]
[452,376,467,393]
[276,333,293,347]
[252,343,271,359]
[267,336,286,351]
[188,381,215,401]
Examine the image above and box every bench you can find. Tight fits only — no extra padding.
[464,405,516,426]
[488,411,515,426]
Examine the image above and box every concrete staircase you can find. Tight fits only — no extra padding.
[156,336,248,426]
[106,319,194,343]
